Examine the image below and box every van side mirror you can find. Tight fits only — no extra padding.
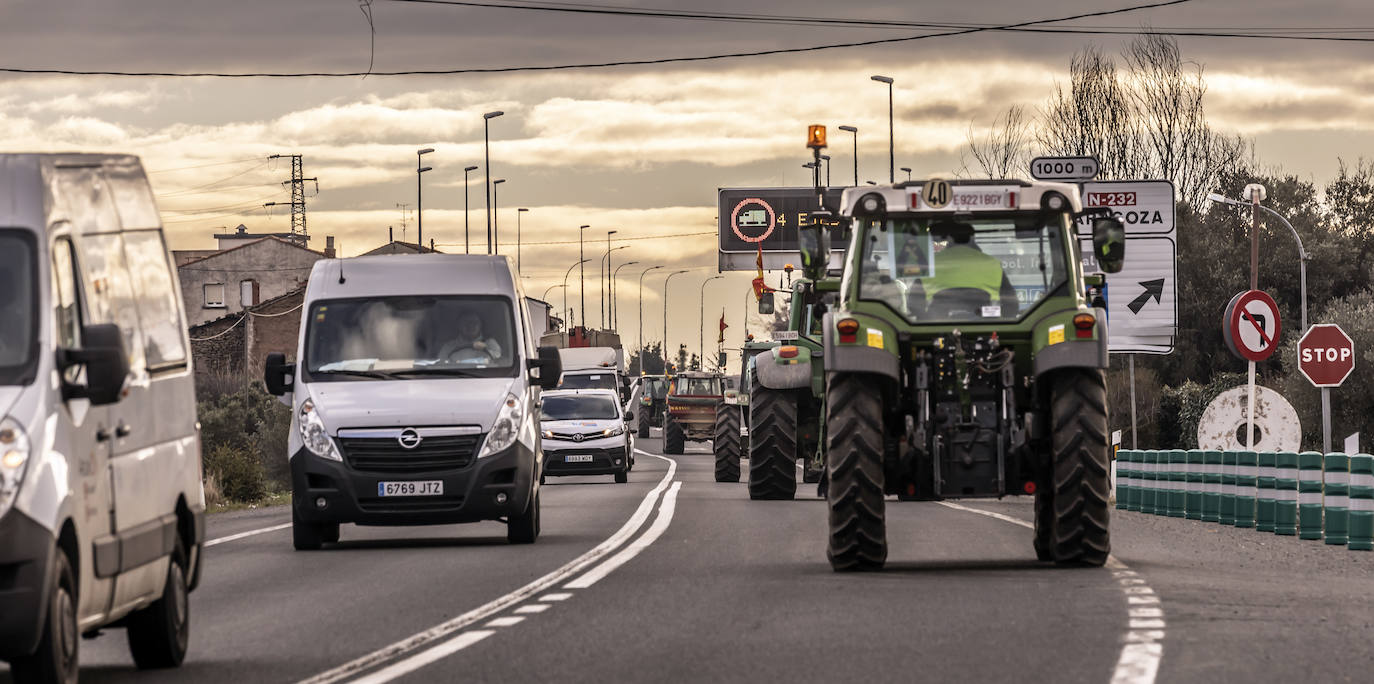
[264,352,295,396]
[624,411,635,423]
[758,291,775,315]
[1092,217,1126,274]
[532,345,563,390]
[59,323,129,406]
[799,210,832,281]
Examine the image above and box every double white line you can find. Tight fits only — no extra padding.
[298,449,682,684]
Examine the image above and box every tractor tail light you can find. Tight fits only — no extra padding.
[1073,313,1096,339]
[778,346,799,359]
[837,318,859,343]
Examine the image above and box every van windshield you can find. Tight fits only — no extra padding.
[540,394,620,421]
[305,295,518,380]
[0,231,37,385]
[559,373,618,391]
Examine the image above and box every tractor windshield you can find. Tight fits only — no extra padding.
[856,214,1070,322]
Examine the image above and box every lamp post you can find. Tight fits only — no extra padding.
[698,275,724,368]
[601,245,631,328]
[802,162,818,189]
[901,166,912,182]
[612,260,639,329]
[838,125,858,185]
[871,75,895,183]
[516,208,529,272]
[492,178,506,254]
[416,148,434,251]
[602,230,618,328]
[542,283,564,302]
[563,258,591,331]
[638,265,664,374]
[663,270,690,372]
[579,224,590,329]
[462,165,478,254]
[482,110,504,255]
[821,154,831,187]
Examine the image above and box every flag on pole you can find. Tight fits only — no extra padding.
[717,311,728,344]
[752,243,773,300]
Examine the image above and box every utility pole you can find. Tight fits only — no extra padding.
[266,154,317,243]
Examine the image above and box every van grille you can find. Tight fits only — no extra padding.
[338,434,482,474]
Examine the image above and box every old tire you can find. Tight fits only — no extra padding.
[1049,369,1111,566]
[714,405,742,482]
[10,549,78,684]
[825,373,887,571]
[127,538,190,669]
[1033,487,1055,562]
[664,418,685,455]
[638,411,651,438]
[508,489,541,544]
[748,384,798,501]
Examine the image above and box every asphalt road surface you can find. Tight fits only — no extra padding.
[5,434,1372,683]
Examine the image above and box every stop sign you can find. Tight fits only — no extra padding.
[1298,324,1355,387]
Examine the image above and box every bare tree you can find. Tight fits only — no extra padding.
[962,105,1032,178]
[1036,45,1148,181]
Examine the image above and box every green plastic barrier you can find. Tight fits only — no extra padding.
[1256,451,1277,533]
[1185,449,1205,521]
[1298,451,1324,540]
[1202,450,1223,523]
[1349,454,1373,551]
[1127,450,1142,512]
[1220,450,1238,526]
[1274,451,1299,536]
[1167,450,1186,518]
[1142,451,1158,516]
[1117,450,1133,511]
[1323,453,1349,546]
[1235,451,1257,528]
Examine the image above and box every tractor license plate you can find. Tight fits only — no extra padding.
[377,480,444,497]
[565,454,594,463]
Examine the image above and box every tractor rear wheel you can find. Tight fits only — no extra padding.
[748,382,798,501]
[638,410,651,438]
[825,373,887,571]
[714,404,742,482]
[663,417,685,455]
[1048,369,1111,566]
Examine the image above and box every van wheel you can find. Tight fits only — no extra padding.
[508,490,540,544]
[127,539,189,669]
[663,418,685,455]
[292,507,333,551]
[11,549,78,684]
[615,469,629,484]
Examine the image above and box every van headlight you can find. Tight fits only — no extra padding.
[297,398,340,461]
[478,394,524,458]
[602,426,624,438]
[0,418,31,518]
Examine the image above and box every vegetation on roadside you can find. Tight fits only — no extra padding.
[197,373,292,509]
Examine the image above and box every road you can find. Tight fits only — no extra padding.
[5,434,1372,683]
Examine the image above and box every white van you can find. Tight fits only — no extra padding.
[539,389,635,483]
[0,154,205,681]
[264,254,562,549]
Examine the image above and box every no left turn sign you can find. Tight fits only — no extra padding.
[1223,290,1282,362]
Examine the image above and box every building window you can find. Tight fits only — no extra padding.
[204,283,226,308]
[240,279,258,307]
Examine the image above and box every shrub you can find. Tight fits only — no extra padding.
[198,381,292,494]
[204,444,267,503]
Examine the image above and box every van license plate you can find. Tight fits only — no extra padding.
[565,454,594,463]
[378,481,444,496]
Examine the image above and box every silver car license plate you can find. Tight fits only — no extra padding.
[377,480,444,496]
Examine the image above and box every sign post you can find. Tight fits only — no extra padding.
[1298,323,1355,454]
[1223,289,1283,449]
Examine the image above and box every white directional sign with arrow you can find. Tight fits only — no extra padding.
[1076,179,1177,354]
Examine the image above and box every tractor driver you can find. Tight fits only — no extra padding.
[922,220,1019,318]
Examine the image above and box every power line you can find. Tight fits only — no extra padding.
[437,229,715,247]
[0,0,1198,77]
[148,157,271,174]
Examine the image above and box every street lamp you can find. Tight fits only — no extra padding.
[802,162,818,189]
[601,245,630,327]
[821,154,831,187]
[463,165,478,254]
[579,225,590,329]
[492,178,506,254]
[602,230,618,328]
[416,148,434,251]
[901,166,912,182]
[663,270,690,372]
[483,110,504,255]
[516,208,529,272]
[871,75,895,183]
[612,260,639,329]
[563,258,592,331]
[699,275,724,368]
[542,283,564,302]
[1206,192,1307,331]
[638,265,665,374]
[838,125,858,185]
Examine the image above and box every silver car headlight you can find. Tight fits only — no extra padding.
[297,398,340,461]
[0,417,31,518]
[479,394,524,458]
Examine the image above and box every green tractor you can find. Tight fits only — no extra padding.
[809,177,1125,571]
[743,278,837,498]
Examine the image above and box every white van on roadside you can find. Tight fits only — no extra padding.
[0,154,206,682]
[263,254,562,549]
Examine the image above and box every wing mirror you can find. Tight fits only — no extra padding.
[624,411,635,423]
[799,210,833,281]
[1092,216,1126,274]
[264,352,295,396]
[59,323,129,406]
[758,290,775,315]
[532,345,563,390]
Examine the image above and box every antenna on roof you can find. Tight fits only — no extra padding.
[337,245,346,284]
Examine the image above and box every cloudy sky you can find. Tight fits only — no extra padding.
[3,0,1372,359]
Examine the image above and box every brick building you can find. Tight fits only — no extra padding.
[176,235,332,327]
[188,286,305,390]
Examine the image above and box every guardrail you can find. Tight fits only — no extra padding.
[1115,450,1374,551]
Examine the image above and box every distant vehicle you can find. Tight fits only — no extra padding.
[539,389,635,483]
[636,374,670,437]
[263,254,562,549]
[0,154,205,680]
[558,346,624,396]
[663,372,723,455]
